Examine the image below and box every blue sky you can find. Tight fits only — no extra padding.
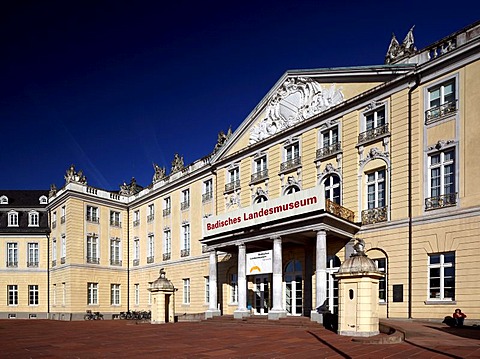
[0,1,477,190]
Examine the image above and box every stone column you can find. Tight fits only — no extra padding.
[234,243,249,319]
[268,236,287,320]
[205,250,221,319]
[311,229,327,323]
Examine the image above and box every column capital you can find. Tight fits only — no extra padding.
[271,235,282,242]
[315,228,327,235]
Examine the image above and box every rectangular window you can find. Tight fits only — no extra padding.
[110,238,121,265]
[110,211,121,227]
[147,234,155,263]
[183,278,190,304]
[374,258,387,303]
[29,211,39,227]
[61,235,66,261]
[358,105,388,143]
[62,283,66,306]
[53,284,57,306]
[163,230,171,260]
[8,285,18,306]
[134,284,140,306]
[147,204,155,222]
[429,252,455,301]
[181,224,190,257]
[367,169,386,209]
[133,210,140,226]
[181,189,190,210]
[285,142,300,161]
[28,242,39,267]
[202,179,213,202]
[8,212,18,227]
[7,242,18,267]
[52,238,57,262]
[426,149,456,210]
[251,156,268,183]
[226,167,240,192]
[163,197,171,216]
[365,107,385,130]
[111,284,120,305]
[205,276,210,304]
[61,206,66,223]
[86,206,99,222]
[29,285,39,306]
[281,141,301,172]
[426,79,456,123]
[133,238,140,265]
[230,274,238,303]
[321,126,339,147]
[52,211,57,228]
[86,235,99,264]
[87,283,98,305]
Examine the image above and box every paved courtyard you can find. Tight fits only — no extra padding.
[1,318,480,358]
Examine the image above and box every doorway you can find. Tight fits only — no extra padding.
[284,259,303,316]
[254,275,270,315]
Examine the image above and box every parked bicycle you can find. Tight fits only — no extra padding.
[84,310,104,320]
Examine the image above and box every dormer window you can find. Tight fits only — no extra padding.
[8,211,18,227]
[29,211,39,227]
[0,195,8,204]
[39,196,48,205]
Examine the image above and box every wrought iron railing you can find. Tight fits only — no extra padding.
[133,220,140,227]
[181,249,190,257]
[425,101,457,124]
[181,201,190,210]
[280,157,302,172]
[110,259,122,266]
[163,208,171,217]
[133,259,139,266]
[225,180,240,192]
[202,191,213,202]
[147,214,155,222]
[6,261,18,268]
[358,124,389,144]
[27,261,39,268]
[60,257,65,264]
[316,142,342,160]
[361,206,388,225]
[86,215,99,223]
[425,193,457,210]
[110,220,121,227]
[163,252,171,261]
[61,216,65,224]
[325,199,355,222]
[51,260,56,267]
[52,221,57,229]
[250,169,269,184]
[86,257,100,264]
[147,256,154,264]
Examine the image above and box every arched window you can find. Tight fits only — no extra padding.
[284,185,300,195]
[323,175,341,204]
[254,195,268,204]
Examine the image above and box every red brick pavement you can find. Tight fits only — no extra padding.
[0,318,479,358]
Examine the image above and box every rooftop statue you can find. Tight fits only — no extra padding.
[152,163,166,183]
[213,127,233,153]
[385,26,417,64]
[64,164,87,185]
[171,153,184,173]
[49,183,57,197]
[119,177,142,196]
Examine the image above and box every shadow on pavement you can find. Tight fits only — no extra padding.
[427,325,480,340]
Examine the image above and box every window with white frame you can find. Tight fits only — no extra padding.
[110,238,121,265]
[428,252,455,301]
[52,211,57,228]
[205,276,210,304]
[321,126,339,147]
[7,242,18,267]
[163,197,171,216]
[39,195,47,204]
[28,242,39,267]
[0,195,8,204]
[366,106,385,130]
[52,284,57,306]
[183,278,190,304]
[86,205,99,222]
[8,211,18,227]
[133,210,140,226]
[203,179,213,202]
[181,189,190,210]
[147,204,155,222]
[8,285,18,306]
[87,282,98,305]
[29,211,39,227]
[323,175,341,204]
[111,284,120,305]
[251,156,268,183]
[366,169,386,209]
[147,234,155,262]
[230,273,238,303]
[226,166,240,192]
[133,238,140,265]
[134,284,140,305]
[61,234,66,260]
[29,285,39,306]
[285,142,300,161]
[86,235,99,264]
[426,79,456,123]
[163,229,171,260]
[359,104,388,143]
[110,211,121,227]
[62,282,66,306]
[373,258,387,303]
[181,224,190,257]
[426,148,456,210]
[61,205,66,223]
[52,238,57,262]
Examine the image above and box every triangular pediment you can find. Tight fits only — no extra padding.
[212,65,413,163]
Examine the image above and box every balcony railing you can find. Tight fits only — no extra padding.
[51,260,56,267]
[110,259,122,266]
[86,257,100,264]
[110,220,121,227]
[60,257,65,264]
[133,220,140,227]
[60,216,65,224]
[425,101,457,124]
[163,252,171,261]
[316,142,342,160]
[357,124,389,144]
[86,215,99,223]
[7,261,18,268]
[280,157,302,172]
[163,208,171,217]
[27,261,39,268]
[425,193,457,211]
[181,201,190,211]
[133,259,139,266]
[202,191,213,203]
[361,206,388,225]
[325,199,355,222]
[181,249,190,257]
[147,214,155,222]
[147,256,154,264]
[250,169,269,184]
[225,180,240,192]
[52,221,57,229]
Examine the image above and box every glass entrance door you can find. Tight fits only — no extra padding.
[326,255,340,314]
[254,275,270,315]
[284,260,303,316]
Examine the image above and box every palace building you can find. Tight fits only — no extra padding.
[1,21,480,322]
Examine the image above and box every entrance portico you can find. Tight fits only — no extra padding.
[202,188,360,321]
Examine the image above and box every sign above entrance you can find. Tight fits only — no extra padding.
[202,187,324,237]
[246,250,272,275]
